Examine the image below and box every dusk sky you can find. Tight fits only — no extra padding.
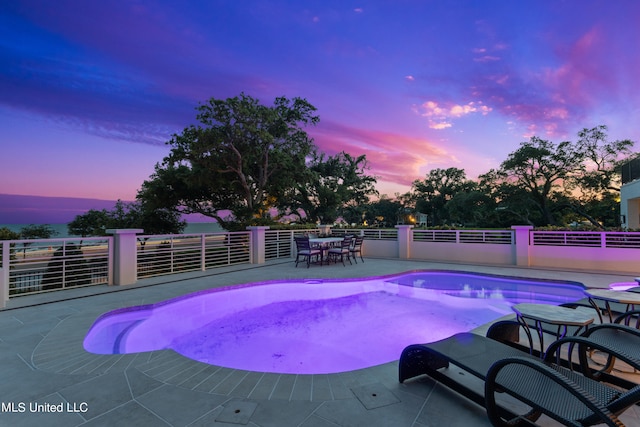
[1,1,639,223]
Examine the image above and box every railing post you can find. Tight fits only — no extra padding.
[0,241,9,308]
[106,229,144,286]
[247,226,269,264]
[511,226,533,267]
[200,234,206,271]
[395,225,414,259]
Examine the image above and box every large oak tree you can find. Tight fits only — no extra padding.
[138,94,319,228]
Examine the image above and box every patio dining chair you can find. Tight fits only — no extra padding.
[327,235,352,266]
[349,235,364,263]
[294,236,321,268]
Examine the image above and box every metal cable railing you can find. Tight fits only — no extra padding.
[136,232,251,278]
[5,237,111,296]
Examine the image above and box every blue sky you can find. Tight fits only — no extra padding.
[1,0,639,222]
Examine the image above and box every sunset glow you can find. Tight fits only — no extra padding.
[1,1,638,222]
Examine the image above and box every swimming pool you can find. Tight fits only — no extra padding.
[83,270,586,374]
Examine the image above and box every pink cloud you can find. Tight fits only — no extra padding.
[310,121,460,191]
[475,24,635,138]
[417,100,493,129]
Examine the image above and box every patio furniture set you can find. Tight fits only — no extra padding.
[399,287,640,426]
[294,234,364,268]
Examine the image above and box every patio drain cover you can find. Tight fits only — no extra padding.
[351,383,400,410]
[215,400,258,425]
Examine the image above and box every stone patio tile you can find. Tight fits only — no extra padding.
[210,369,250,394]
[290,374,313,401]
[246,373,281,400]
[136,384,228,427]
[0,392,86,427]
[215,399,258,424]
[191,366,234,393]
[58,371,134,421]
[415,383,491,427]
[310,375,333,401]
[350,382,400,410]
[249,399,322,427]
[163,361,209,386]
[326,374,353,400]
[125,367,165,398]
[268,374,296,400]
[300,414,343,427]
[150,357,200,383]
[184,406,225,427]
[2,364,97,404]
[80,400,168,426]
[313,394,421,427]
[228,370,264,398]
[177,364,222,390]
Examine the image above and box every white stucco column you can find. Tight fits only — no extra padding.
[395,225,414,259]
[247,226,269,264]
[620,180,640,229]
[106,229,144,286]
[511,225,533,267]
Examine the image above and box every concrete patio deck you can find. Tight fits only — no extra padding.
[1,258,638,426]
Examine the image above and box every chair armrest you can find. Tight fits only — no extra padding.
[613,309,640,328]
[545,334,640,383]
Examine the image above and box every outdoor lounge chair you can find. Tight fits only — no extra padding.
[294,236,321,268]
[399,332,640,426]
[487,319,640,387]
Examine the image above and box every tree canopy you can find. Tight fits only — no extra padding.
[138,93,319,228]
[380,125,636,229]
[288,151,378,224]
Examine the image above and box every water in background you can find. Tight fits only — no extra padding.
[0,222,223,239]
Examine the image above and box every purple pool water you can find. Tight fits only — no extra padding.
[83,270,586,374]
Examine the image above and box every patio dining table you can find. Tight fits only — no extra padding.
[585,289,640,322]
[512,303,594,358]
[309,237,344,264]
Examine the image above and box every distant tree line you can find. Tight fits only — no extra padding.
[351,125,636,229]
[0,224,58,241]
